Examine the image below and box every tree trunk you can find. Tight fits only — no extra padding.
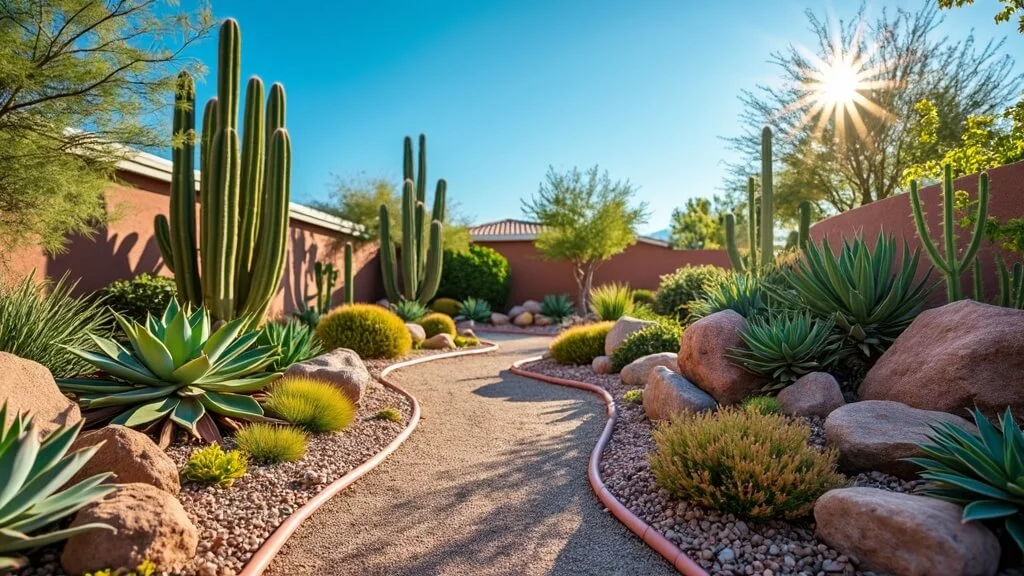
[577,261,596,315]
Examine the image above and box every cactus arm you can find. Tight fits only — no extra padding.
[798,201,810,250]
[235,77,266,306]
[724,213,745,271]
[958,171,989,271]
[759,127,774,270]
[154,215,175,274]
[241,129,290,322]
[415,200,426,279]
[414,135,427,275]
[313,262,325,313]
[1013,261,1024,309]
[403,136,414,182]
[217,20,240,132]
[208,128,241,319]
[379,205,401,303]
[416,220,443,305]
[343,242,354,305]
[974,257,985,302]
[400,179,417,299]
[746,177,757,271]
[909,179,954,280]
[169,72,200,304]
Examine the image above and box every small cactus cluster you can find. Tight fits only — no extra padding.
[380,135,446,305]
[313,261,338,313]
[154,19,290,325]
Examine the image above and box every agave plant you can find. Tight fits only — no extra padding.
[908,407,1024,554]
[391,299,429,323]
[458,297,492,323]
[256,320,322,372]
[726,311,840,392]
[772,234,932,359]
[540,294,575,322]
[59,300,279,443]
[0,404,116,570]
[688,273,768,322]
[291,304,321,330]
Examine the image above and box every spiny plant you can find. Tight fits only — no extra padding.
[457,297,492,323]
[263,377,356,433]
[589,282,634,321]
[391,299,429,323]
[83,560,156,576]
[540,294,575,322]
[316,304,411,359]
[256,320,321,372]
[154,19,291,326]
[687,273,768,322]
[727,311,840,392]
[181,444,248,488]
[380,134,446,305]
[0,404,116,570]
[549,322,614,365]
[59,300,279,443]
[313,261,339,314]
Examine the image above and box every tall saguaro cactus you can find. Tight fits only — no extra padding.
[725,127,778,273]
[343,242,354,305]
[379,134,446,305]
[154,19,291,324]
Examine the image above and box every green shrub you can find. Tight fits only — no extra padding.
[741,395,781,415]
[611,322,683,372]
[629,304,668,322]
[454,334,480,348]
[264,377,356,433]
[911,407,1024,554]
[0,272,112,378]
[654,265,729,322]
[540,294,575,321]
[375,407,403,422]
[688,273,769,322]
[418,312,457,338]
[316,304,412,359]
[437,245,511,309]
[235,424,308,464]
[589,282,634,321]
[430,297,462,316]
[181,444,248,488]
[650,408,844,520]
[549,322,614,365]
[97,273,177,324]
[631,289,656,307]
[257,320,322,371]
[457,297,492,323]
[391,299,429,322]
[727,311,840,393]
[623,389,643,405]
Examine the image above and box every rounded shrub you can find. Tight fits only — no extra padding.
[549,322,614,365]
[97,273,177,324]
[654,265,729,322]
[650,408,844,520]
[234,423,308,464]
[741,395,782,415]
[430,297,462,317]
[436,245,511,309]
[181,444,248,488]
[623,389,643,405]
[316,304,412,359]
[264,377,356,433]
[418,312,456,338]
[610,322,683,372]
[631,288,656,307]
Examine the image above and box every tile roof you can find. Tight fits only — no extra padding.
[469,218,670,247]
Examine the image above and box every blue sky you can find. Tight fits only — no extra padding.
[172,0,1024,234]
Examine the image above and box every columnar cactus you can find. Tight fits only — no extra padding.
[314,262,338,314]
[154,19,291,324]
[343,242,354,305]
[379,135,446,305]
[910,165,988,302]
[725,127,778,273]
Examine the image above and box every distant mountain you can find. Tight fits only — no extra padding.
[645,228,671,241]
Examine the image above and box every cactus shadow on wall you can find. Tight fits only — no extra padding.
[46,231,165,295]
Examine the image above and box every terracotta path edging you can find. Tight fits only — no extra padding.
[509,357,709,576]
[474,326,562,336]
[239,341,500,576]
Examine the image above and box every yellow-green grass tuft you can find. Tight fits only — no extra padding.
[264,377,357,433]
[375,407,402,422]
[316,303,412,359]
[235,423,308,464]
[549,322,614,365]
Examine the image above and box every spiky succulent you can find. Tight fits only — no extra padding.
[59,300,279,443]
[540,294,575,321]
[0,404,116,571]
[688,273,768,322]
[256,320,322,371]
[458,297,492,323]
[727,311,839,392]
[291,304,322,330]
[909,407,1024,554]
[391,299,429,323]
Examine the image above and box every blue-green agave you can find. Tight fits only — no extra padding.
[908,407,1024,554]
[59,300,279,443]
[726,311,840,392]
[458,297,492,323]
[0,404,116,570]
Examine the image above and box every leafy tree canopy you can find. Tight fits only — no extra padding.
[669,197,725,249]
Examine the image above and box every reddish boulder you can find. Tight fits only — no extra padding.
[67,425,180,494]
[777,372,845,418]
[0,352,81,435]
[860,300,1024,416]
[677,310,768,405]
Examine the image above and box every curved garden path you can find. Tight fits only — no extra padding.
[265,333,678,576]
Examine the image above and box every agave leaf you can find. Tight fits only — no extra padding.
[917,486,975,505]
[188,307,210,351]
[962,500,1018,522]
[170,354,213,384]
[1003,408,1024,480]
[920,471,1013,501]
[203,316,249,364]
[0,555,27,570]
[82,385,179,409]
[26,419,83,480]
[170,397,206,435]
[132,325,176,380]
[0,442,104,524]
[86,334,156,378]
[60,348,166,386]
[161,298,180,327]
[111,397,179,428]
[18,475,112,524]
[199,373,280,393]
[0,425,40,511]
[1006,515,1024,553]
[164,304,193,367]
[971,407,1007,470]
[0,522,115,554]
[211,331,261,368]
[54,378,137,394]
[199,391,264,420]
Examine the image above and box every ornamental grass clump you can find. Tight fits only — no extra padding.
[654,265,728,322]
[316,304,411,359]
[688,273,768,322]
[234,423,308,464]
[264,377,356,433]
[549,322,614,365]
[649,408,845,520]
[610,322,683,372]
[589,282,634,321]
[418,312,457,338]
[181,444,248,488]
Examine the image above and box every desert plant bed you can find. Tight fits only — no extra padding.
[14,345,489,576]
[516,359,997,576]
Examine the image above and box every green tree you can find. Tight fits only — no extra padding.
[938,0,1024,33]
[669,197,725,249]
[0,0,213,257]
[522,165,649,313]
[723,3,1021,225]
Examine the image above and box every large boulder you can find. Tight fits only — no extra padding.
[0,352,81,435]
[512,312,534,326]
[604,316,656,356]
[67,425,180,495]
[814,487,1000,576]
[490,313,510,326]
[521,299,543,314]
[677,310,767,405]
[405,323,426,345]
[777,372,845,418]
[860,300,1024,416]
[621,352,677,387]
[61,483,199,575]
[643,367,717,421]
[825,400,976,479]
[421,333,455,350]
[285,348,370,404]
[591,355,613,375]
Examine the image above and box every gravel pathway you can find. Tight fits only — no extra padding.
[265,334,678,576]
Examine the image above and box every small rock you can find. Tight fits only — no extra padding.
[533,314,553,327]
[490,313,510,326]
[285,348,369,404]
[405,323,426,345]
[455,320,475,332]
[512,312,534,326]
[718,547,736,563]
[604,316,656,356]
[643,366,717,420]
[421,333,456,350]
[621,352,678,387]
[777,372,845,418]
[592,355,613,374]
[459,328,477,338]
[507,305,527,318]
[521,299,543,314]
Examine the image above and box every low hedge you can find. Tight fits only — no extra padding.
[654,265,729,322]
[549,322,614,365]
[316,304,412,359]
[436,245,511,309]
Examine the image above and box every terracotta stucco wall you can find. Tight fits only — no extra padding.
[475,240,732,309]
[2,170,383,317]
[809,160,1024,307]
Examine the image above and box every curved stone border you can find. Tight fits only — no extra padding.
[510,357,708,576]
[239,341,500,576]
